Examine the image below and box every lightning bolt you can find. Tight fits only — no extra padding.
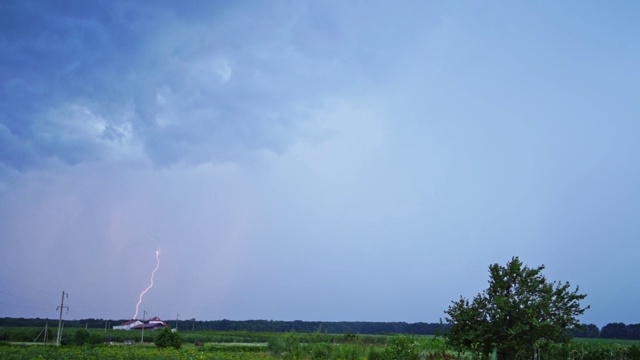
[133,249,160,319]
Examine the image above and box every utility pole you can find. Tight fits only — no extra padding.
[141,310,146,343]
[33,321,49,344]
[55,291,68,346]
[175,313,179,331]
[192,318,195,331]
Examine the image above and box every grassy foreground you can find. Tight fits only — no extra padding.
[3,329,640,359]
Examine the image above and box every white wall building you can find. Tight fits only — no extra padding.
[112,319,142,330]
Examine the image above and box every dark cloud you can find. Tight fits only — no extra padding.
[1,1,137,167]
[1,1,640,327]
[0,1,353,171]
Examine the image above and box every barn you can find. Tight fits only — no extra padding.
[113,317,168,330]
[131,317,169,330]
[112,319,142,330]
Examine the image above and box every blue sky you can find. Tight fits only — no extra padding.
[1,1,639,327]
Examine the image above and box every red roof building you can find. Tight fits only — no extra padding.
[113,317,168,331]
[112,319,142,330]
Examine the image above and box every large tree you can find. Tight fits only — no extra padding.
[444,257,589,359]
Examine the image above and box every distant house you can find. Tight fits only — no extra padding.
[131,322,167,331]
[132,318,168,331]
[113,317,169,331]
[148,317,168,327]
[113,320,142,330]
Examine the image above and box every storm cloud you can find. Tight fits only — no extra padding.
[1,1,639,327]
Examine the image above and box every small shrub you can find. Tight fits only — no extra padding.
[267,336,286,355]
[366,346,386,360]
[332,343,365,360]
[154,327,182,350]
[72,329,102,346]
[308,342,332,359]
[344,332,358,342]
[385,335,420,360]
[283,331,303,359]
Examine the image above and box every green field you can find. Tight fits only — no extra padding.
[572,337,640,346]
[3,327,640,359]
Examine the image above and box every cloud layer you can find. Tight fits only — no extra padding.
[2,1,367,169]
[1,1,640,327]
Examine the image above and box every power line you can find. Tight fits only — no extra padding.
[0,273,103,317]
[0,301,50,312]
[0,274,57,297]
[0,289,51,308]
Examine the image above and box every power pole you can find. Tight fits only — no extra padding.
[141,310,147,343]
[33,322,49,343]
[175,313,179,331]
[55,291,68,346]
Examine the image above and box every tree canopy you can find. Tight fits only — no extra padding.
[444,257,589,359]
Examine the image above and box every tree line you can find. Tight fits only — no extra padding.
[1,316,638,339]
[0,317,444,335]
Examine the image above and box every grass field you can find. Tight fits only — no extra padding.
[3,327,640,359]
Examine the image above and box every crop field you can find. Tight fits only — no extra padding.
[2,327,640,359]
[572,337,640,346]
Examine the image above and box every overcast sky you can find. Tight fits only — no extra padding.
[1,1,639,328]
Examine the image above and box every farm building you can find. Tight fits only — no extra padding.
[112,320,142,330]
[131,317,168,330]
[113,317,168,331]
